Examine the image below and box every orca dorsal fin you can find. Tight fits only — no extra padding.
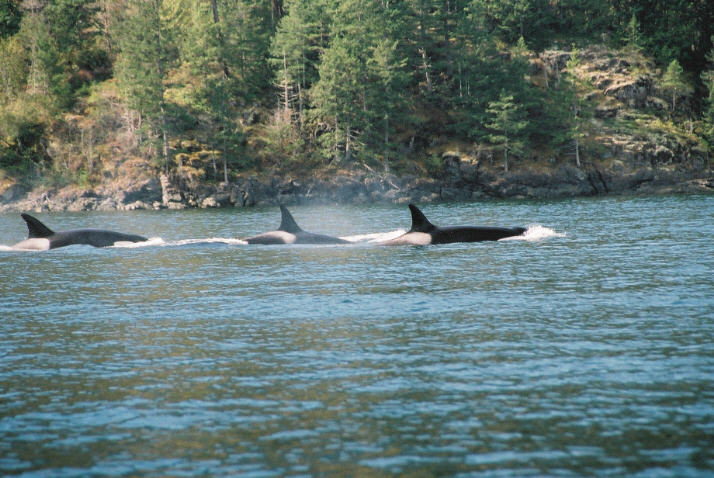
[408,204,436,232]
[21,213,55,238]
[278,205,302,233]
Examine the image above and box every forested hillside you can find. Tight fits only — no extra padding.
[1,0,713,207]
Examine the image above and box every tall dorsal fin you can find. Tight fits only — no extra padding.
[21,213,55,238]
[408,204,436,232]
[278,205,302,233]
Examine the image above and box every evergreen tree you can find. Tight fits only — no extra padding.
[270,0,329,128]
[0,0,21,38]
[662,59,692,112]
[310,35,365,162]
[0,35,26,103]
[562,48,592,167]
[701,38,714,149]
[367,37,408,172]
[114,0,175,171]
[625,13,641,51]
[486,90,528,173]
[182,0,249,179]
[613,0,714,72]
[310,0,407,164]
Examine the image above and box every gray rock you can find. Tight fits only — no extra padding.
[1,183,25,203]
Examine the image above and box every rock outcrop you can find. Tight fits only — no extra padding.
[1,44,711,213]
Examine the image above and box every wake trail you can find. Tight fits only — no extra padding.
[500,224,565,241]
[111,237,248,248]
[341,229,407,243]
[2,226,562,251]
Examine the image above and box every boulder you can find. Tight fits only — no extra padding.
[200,196,219,208]
[160,173,184,208]
[0,183,25,203]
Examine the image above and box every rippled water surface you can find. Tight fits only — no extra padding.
[1,196,713,476]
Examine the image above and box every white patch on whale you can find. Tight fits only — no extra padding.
[8,238,51,251]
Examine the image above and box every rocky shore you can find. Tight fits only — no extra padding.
[2,44,712,214]
[1,156,712,213]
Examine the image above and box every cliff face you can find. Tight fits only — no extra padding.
[1,46,712,213]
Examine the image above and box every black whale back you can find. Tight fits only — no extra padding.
[407,204,526,243]
[408,204,436,233]
[21,213,55,238]
[278,205,302,233]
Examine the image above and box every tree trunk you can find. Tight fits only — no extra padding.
[384,113,390,173]
[504,139,509,173]
[345,124,352,162]
[282,49,290,114]
[575,136,580,167]
[297,82,303,129]
[420,47,432,93]
[160,109,169,173]
[153,0,170,173]
[210,0,230,78]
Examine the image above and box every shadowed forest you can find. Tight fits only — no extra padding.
[1,0,713,193]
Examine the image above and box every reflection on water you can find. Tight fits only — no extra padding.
[1,197,713,476]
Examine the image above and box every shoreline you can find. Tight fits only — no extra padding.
[1,161,712,213]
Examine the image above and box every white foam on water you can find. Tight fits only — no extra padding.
[499,224,565,242]
[341,229,407,243]
[111,237,248,248]
[0,238,51,251]
[169,237,248,246]
[111,237,166,248]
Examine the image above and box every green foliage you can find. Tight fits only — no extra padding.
[702,38,714,149]
[0,106,49,172]
[625,14,641,51]
[0,36,26,102]
[559,48,594,166]
[1,0,712,185]
[0,0,20,38]
[662,59,693,112]
[114,0,177,169]
[486,90,529,172]
[308,0,410,164]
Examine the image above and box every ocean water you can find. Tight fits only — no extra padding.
[0,196,712,476]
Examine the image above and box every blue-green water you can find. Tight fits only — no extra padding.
[1,196,713,477]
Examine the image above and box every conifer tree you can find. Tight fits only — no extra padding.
[662,59,692,112]
[563,48,592,168]
[310,0,407,164]
[701,38,714,149]
[311,35,364,162]
[0,0,21,38]
[270,0,329,128]
[114,0,174,171]
[0,35,26,103]
[486,90,528,173]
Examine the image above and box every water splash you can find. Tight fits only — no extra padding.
[111,237,165,248]
[500,224,565,242]
[169,238,248,246]
[341,229,407,244]
[111,237,248,248]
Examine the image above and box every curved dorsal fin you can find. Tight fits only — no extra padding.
[278,205,302,233]
[21,213,55,238]
[408,204,436,232]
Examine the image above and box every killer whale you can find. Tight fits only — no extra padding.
[12,213,148,250]
[380,204,526,245]
[243,205,350,245]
